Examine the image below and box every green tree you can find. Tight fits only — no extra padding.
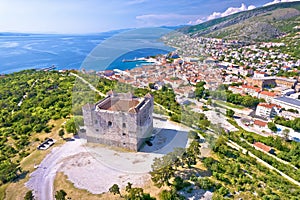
[0,160,19,183]
[148,83,155,89]
[55,190,67,200]
[282,129,290,141]
[207,98,212,105]
[125,182,133,192]
[24,190,34,200]
[267,122,277,132]
[198,119,210,130]
[125,187,155,200]
[65,118,76,134]
[150,165,174,188]
[226,109,235,118]
[159,189,184,200]
[109,184,121,196]
[58,129,65,139]
[188,130,200,140]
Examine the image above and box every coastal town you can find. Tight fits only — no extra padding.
[81,32,300,142]
[1,1,300,199]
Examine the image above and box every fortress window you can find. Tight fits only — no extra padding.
[95,120,98,124]
[123,143,126,146]
[95,129,99,132]
[122,133,126,136]
[122,123,126,128]
[108,121,112,127]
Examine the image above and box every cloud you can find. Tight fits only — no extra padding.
[207,3,256,20]
[189,3,256,25]
[136,13,200,26]
[264,0,300,6]
[188,18,204,25]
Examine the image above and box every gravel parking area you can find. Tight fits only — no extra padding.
[26,119,190,198]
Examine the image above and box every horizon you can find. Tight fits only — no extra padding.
[1,0,299,34]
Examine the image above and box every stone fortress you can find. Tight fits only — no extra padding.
[81,91,154,151]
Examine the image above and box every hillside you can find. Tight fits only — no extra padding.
[181,1,300,41]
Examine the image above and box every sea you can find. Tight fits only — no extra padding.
[0,28,174,74]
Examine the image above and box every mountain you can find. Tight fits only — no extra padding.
[180,1,300,41]
[0,32,33,36]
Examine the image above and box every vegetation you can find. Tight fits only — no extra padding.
[109,184,121,196]
[149,115,300,199]
[274,116,300,131]
[182,1,300,42]
[58,129,65,139]
[210,86,262,108]
[109,182,155,200]
[205,135,300,199]
[55,189,67,200]
[225,109,235,118]
[226,130,300,182]
[228,118,300,168]
[267,122,278,132]
[0,70,75,185]
[24,190,34,200]
[194,81,209,100]
[159,189,184,200]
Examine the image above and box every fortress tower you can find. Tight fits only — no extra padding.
[81,91,153,151]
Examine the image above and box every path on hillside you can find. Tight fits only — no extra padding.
[227,140,300,187]
[241,138,298,170]
[234,117,271,137]
[71,72,176,115]
[70,72,106,97]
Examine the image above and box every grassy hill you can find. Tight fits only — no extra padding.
[181,1,300,41]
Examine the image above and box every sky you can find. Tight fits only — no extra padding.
[0,0,299,34]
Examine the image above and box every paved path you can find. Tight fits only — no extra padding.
[227,140,300,187]
[235,117,271,137]
[70,72,106,97]
[71,72,176,115]
[26,139,86,200]
[214,100,253,116]
[241,138,298,170]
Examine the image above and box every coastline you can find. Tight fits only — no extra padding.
[0,29,174,75]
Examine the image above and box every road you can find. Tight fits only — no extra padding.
[227,140,300,187]
[26,139,86,200]
[234,117,271,137]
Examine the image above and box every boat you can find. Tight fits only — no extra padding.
[122,57,147,62]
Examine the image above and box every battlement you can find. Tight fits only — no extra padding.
[82,92,154,151]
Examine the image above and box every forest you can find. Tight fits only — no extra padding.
[150,130,300,199]
[0,70,75,184]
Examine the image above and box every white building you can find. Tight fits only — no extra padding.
[255,103,281,119]
[258,91,277,103]
[272,97,300,111]
[282,89,295,96]
[289,92,300,99]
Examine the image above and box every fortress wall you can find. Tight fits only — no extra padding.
[137,121,153,150]
[87,110,139,150]
[86,135,138,151]
[82,93,154,151]
[82,105,94,126]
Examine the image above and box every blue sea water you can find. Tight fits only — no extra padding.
[0,29,173,74]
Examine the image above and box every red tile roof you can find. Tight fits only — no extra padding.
[257,103,281,109]
[260,91,276,97]
[253,142,272,152]
[254,120,267,127]
[242,84,261,92]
